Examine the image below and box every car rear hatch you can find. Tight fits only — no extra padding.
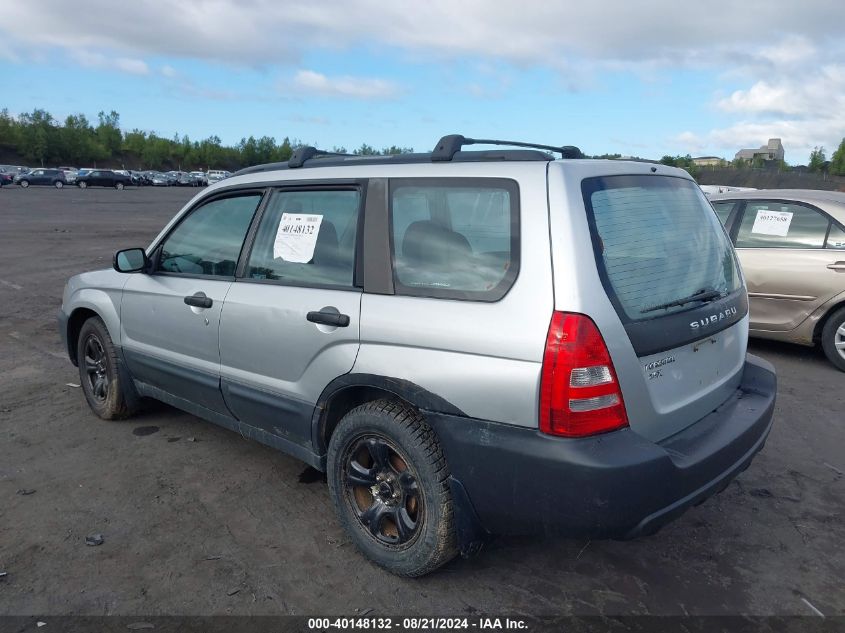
[549,163,748,442]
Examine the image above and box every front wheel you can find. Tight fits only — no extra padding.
[78,181,88,189]
[115,181,125,190]
[55,180,64,189]
[76,317,132,419]
[20,180,29,188]
[821,307,845,372]
[327,399,458,577]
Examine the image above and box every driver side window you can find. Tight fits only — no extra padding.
[157,194,261,277]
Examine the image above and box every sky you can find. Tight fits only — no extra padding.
[1,0,844,164]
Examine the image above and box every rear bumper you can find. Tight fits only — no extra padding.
[426,354,776,539]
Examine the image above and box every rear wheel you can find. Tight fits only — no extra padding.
[821,306,845,372]
[55,180,64,189]
[327,399,457,577]
[76,317,131,419]
[78,181,88,189]
[115,181,125,190]
[20,179,29,188]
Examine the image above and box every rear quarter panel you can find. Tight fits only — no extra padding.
[353,162,554,427]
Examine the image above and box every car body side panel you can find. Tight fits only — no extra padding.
[61,269,128,346]
[218,284,363,447]
[738,248,845,331]
[749,288,845,346]
[120,274,233,413]
[355,165,554,427]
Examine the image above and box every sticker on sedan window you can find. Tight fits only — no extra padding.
[751,209,793,237]
[273,213,323,262]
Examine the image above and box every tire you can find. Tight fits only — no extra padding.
[327,399,457,577]
[115,181,125,190]
[78,181,88,189]
[55,180,64,189]
[821,306,845,372]
[20,180,29,188]
[76,317,132,420]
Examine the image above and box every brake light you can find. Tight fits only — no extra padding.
[539,312,629,437]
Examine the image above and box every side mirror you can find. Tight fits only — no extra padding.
[113,248,149,273]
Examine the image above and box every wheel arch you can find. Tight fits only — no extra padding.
[311,374,465,458]
[813,298,845,344]
[64,290,122,365]
[313,374,486,556]
[66,307,99,365]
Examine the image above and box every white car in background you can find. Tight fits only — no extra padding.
[206,169,231,184]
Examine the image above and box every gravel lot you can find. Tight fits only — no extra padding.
[0,185,843,616]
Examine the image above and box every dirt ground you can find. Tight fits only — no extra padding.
[0,185,843,617]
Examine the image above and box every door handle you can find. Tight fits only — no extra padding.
[827,262,845,271]
[184,292,213,308]
[307,310,350,327]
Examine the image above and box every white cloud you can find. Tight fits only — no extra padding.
[290,70,400,100]
[160,64,178,78]
[1,1,844,155]
[2,1,842,69]
[69,50,149,75]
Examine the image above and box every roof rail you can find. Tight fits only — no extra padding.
[431,134,583,162]
[288,146,349,168]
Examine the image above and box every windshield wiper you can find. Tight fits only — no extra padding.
[641,288,725,314]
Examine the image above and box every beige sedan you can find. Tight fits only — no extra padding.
[710,189,845,370]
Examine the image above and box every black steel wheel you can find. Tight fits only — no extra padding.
[342,435,423,547]
[327,399,457,576]
[82,334,109,402]
[76,317,132,420]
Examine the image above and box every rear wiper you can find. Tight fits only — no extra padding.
[641,288,725,314]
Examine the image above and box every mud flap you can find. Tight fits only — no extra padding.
[448,476,488,557]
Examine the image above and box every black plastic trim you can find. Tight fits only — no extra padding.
[425,354,776,537]
[387,177,521,303]
[361,178,394,295]
[220,378,315,449]
[310,373,467,455]
[431,134,582,161]
[122,349,230,415]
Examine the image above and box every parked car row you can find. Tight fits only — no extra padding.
[0,166,231,189]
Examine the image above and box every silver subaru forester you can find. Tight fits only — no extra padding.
[58,135,777,576]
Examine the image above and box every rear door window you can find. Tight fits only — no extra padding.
[736,201,829,249]
[582,175,742,323]
[245,188,361,288]
[389,178,519,301]
[827,223,845,249]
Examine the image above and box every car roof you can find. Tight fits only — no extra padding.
[709,188,845,222]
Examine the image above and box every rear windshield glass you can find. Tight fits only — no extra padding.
[582,175,742,322]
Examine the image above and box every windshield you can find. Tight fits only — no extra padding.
[582,175,742,323]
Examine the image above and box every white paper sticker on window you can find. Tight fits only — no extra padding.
[273,213,323,262]
[751,209,793,237]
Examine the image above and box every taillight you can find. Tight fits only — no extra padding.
[539,312,629,437]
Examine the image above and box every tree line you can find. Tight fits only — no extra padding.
[0,108,413,171]
[3,106,844,175]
